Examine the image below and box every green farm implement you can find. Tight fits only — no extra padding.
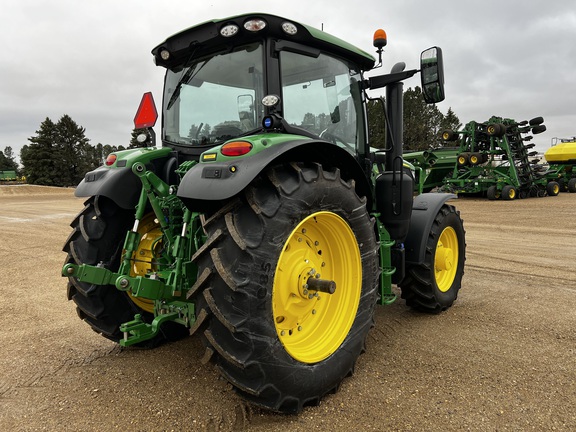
[543,137,576,192]
[0,170,18,182]
[62,14,466,413]
[408,116,559,199]
[403,147,459,193]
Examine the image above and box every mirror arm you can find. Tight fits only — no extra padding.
[365,69,418,90]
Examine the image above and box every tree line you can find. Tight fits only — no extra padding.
[10,115,146,187]
[368,86,461,150]
[10,87,461,187]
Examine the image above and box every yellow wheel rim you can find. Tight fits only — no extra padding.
[442,132,450,140]
[553,184,559,195]
[458,156,466,165]
[508,188,516,199]
[434,226,459,293]
[126,213,161,313]
[272,211,361,364]
[470,155,478,164]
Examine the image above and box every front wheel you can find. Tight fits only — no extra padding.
[190,163,379,413]
[399,205,466,313]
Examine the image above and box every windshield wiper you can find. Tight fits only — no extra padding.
[166,47,210,110]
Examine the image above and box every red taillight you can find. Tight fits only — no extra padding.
[221,141,253,157]
[105,154,117,166]
[134,92,158,129]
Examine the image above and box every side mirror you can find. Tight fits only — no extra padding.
[420,47,445,104]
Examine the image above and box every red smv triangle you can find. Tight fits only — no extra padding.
[134,92,158,129]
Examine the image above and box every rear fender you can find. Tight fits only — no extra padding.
[177,139,371,212]
[75,147,175,209]
[404,193,457,264]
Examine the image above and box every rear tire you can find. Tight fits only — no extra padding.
[190,163,379,413]
[62,195,188,346]
[399,205,465,313]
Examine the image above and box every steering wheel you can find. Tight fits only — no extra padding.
[213,125,245,140]
[320,130,355,152]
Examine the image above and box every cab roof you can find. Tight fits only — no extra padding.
[152,13,376,71]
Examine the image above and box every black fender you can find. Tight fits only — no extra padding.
[75,154,179,209]
[75,166,141,209]
[177,139,372,212]
[404,193,457,264]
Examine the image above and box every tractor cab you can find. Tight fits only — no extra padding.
[153,14,374,162]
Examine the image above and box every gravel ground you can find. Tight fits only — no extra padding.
[1,185,575,431]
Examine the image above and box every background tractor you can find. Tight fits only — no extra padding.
[62,13,466,413]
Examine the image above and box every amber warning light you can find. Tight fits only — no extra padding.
[373,29,387,50]
[134,92,158,129]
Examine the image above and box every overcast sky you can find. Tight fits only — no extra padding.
[2,0,575,161]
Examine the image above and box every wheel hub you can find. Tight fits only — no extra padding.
[435,246,454,272]
[126,214,161,313]
[434,226,459,293]
[272,211,361,364]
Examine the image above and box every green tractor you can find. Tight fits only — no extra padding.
[62,13,465,413]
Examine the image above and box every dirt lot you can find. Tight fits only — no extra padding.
[1,184,575,431]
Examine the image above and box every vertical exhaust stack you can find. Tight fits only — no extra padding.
[376,62,414,243]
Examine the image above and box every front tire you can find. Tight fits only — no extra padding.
[190,163,379,413]
[399,205,465,313]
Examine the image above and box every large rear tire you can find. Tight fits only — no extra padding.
[399,204,465,313]
[190,163,379,413]
[62,195,188,346]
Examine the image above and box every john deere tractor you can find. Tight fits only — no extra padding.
[62,13,465,413]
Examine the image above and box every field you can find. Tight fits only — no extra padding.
[1,185,575,431]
